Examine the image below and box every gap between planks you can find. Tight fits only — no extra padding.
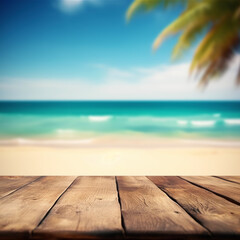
[147,177,212,235]
[33,176,78,232]
[213,176,240,185]
[115,176,126,238]
[180,176,240,206]
[116,176,209,239]
[148,176,240,238]
[0,176,42,199]
[33,177,124,240]
[0,176,77,240]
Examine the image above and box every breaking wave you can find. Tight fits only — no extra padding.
[88,116,112,122]
[191,120,216,127]
[224,119,240,125]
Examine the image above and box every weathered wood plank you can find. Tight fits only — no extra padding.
[117,176,208,239]
[0,176,76,240]
[214,176,240,184]
[148,176,240,238]
[182,176,240,204]
[33,176,123,240]
[0,176,40,198]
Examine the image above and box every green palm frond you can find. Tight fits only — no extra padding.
[127,0,240,86]
[172,16,209,59]
[198,36,238,86]
[190,17,233,71]
[190,17,239,71]
[126,0,189,21]
[153,1,210,50]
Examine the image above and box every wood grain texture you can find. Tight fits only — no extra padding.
[148,176,240,237]
[33,176,123,240]
[214,176,240,184]
[0,176,40,198]
[0,176,239,240]
[0,176,76,240]
[117,176,208,239]
[182,176,240,204]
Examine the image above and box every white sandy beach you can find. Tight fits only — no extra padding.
[1,142,240,175]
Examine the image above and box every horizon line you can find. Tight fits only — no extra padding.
[0,99,240,102]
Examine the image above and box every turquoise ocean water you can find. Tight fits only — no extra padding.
[0,101,240,146]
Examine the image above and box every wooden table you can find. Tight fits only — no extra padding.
[0,176,239,240]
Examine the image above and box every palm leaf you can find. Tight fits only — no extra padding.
[127,0,240,85]
[198,37,238,85]
[152,2,210,50]
[172,15,209,59]
[190,17,238,72]
[126,0,188,21]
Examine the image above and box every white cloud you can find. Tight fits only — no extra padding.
[1,55,240,100]
[57,0,103,13]
[94,64,135,81]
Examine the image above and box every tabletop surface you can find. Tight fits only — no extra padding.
[0,176,240,240]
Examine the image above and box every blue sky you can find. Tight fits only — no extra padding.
[0,0,240,100]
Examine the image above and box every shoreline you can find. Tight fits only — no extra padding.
[1,134,240,148]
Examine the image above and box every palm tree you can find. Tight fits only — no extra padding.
[127,0,240,86]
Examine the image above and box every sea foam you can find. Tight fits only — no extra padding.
[88,116,112,122]
[224,119,240,125]
[0,138,94,146]
[191,120,215,127]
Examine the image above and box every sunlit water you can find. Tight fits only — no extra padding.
[0,101,240,147]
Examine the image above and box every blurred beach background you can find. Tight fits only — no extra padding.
[1,100,240,175]
[1,0,240,175]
